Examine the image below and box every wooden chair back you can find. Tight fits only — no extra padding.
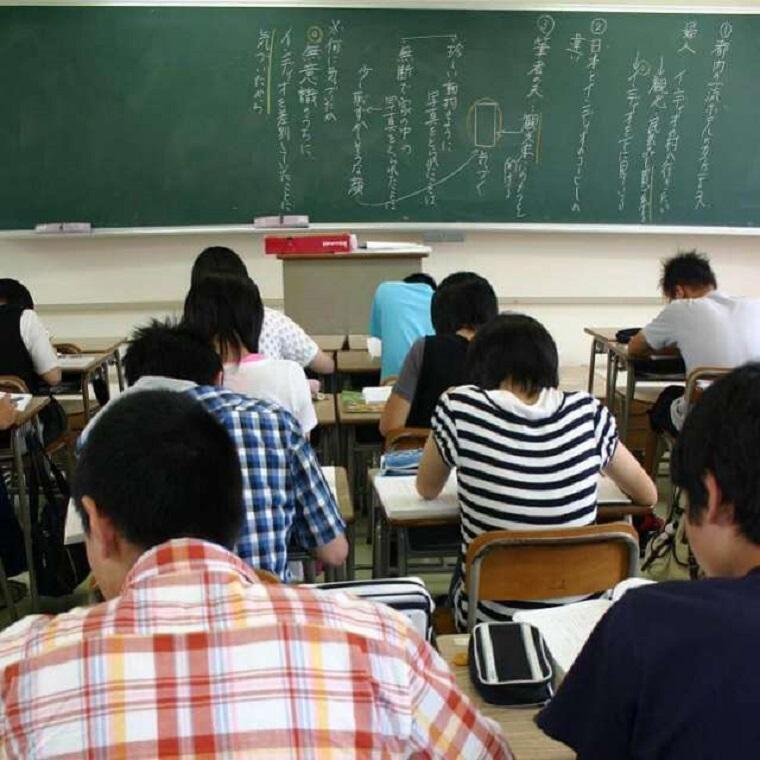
[0,376,29,394]
[53,343,82,355]
[381,375,398,387]
[383,426,430,452]
[683,366,731,411]
[465,523,639,631]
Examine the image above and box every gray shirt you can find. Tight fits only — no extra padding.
[643,291,760,427]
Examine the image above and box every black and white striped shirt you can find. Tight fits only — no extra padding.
[431,385,618,628]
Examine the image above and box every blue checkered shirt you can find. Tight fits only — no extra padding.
[189,386,345,580]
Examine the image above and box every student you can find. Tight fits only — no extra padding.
[183,274,317,433]
[81,320,346,581]
[0,278,61,392]
[416,314,657,630]
[369,273,437,381]
[629,250,760,436]
[380,272,498,435]
[0,390,511,758]
[538,364,760,759]
[191,246,335,374]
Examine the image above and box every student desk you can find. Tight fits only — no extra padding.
[53,351,115,422]
[311,334,346,352]
[370,472,645,578]
[54,337,126,391]
[584,327,685,441]
[313,393,338,464]
[6,396,49,616]
[336,350,382,392]
[437,634,572,760]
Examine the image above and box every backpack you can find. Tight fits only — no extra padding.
[25,429,88,596]
[641,488,700,582]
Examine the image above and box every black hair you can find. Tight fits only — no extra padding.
[660,251,717,298]
[73,390,243,551]
[191,246,248,286]
[183,275,263,363]
[123,319,222,386]
[403,273,437,290]
[467,313,559,393]
[0,279,34,309]
[431,274,498,334]
[672,363,760,545]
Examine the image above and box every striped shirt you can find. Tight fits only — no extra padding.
[0,539,511,759]
[431,385,618,629]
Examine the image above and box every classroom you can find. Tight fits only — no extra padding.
[2,0,760,757]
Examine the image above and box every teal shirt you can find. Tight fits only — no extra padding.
[369,282,434,380]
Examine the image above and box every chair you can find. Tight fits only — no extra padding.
[464,522,640,631]
[383,426,430,452]
[649,366,731,480]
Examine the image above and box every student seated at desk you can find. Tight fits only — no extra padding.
[0,390,509,758]
[0,278,61,392]
[369,273,436,381]
[416,314,657,630]
[380,272,498,435]
[80,320,347,581]
[191,246,335,375]
[183,274,317,433]
[628,251,760,436]
[538,364,760,760]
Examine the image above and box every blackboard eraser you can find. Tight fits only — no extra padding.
[254,214,309,229]
[34,222,92,233]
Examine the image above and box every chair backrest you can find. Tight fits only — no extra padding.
[683,366,731,412]
[53,342,82,356]
[465,523,640,631]
[383,426,430,452]
[0,375,29,394]
[381,375,398,387]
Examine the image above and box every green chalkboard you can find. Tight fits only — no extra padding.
[0,6,759,229]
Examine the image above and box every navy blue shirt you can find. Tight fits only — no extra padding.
[537,570,760,759]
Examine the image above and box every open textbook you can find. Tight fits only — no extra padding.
[513,577,654,676]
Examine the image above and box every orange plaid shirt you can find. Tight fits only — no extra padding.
[0,539,511,759]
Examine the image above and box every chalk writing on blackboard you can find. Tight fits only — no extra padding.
[323,20,343,123]
[617,53,648,212]
[298,37,321,158]
[277,28,294,212]
[348,63,372,200]
[252,28,274,115]
[695,21,732,210]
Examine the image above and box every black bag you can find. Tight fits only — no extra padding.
[468,622,554,707]
[0,476,26,577]
[38,396,68,448]
[25,430,88,596]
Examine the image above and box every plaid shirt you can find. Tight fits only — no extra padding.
[0,539,511,759]
[189,386,345,580]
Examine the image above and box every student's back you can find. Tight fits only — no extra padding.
[369,277,435,380]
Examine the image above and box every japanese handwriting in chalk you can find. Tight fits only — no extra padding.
[384,95,399,208]
[570,18,607,213]
[639,57,667,223]
[397,41,415,154]
[298,36,322,158]
[476,149,490,196]
[348,63,372,200]
[276,28,294,212]
[659,69,687,215]
[695,21,732,210]
[617,53,649,212]
[441,35,462,152]
[424,89,440,205]
[252,28,274,115]
[323,20,343,123]
[679,21,698,55]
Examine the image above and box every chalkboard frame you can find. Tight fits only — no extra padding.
[3,0,760,236]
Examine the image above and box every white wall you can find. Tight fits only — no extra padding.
[3,0,760,366]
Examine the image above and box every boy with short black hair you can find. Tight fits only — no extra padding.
[0,390,510,758]
[629,250,760,435]
[380,272,498,434]
[538,363,760,758]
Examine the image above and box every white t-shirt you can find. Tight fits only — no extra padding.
[19,310,58,376]
[643,291,760,427]
[223,355,317,433]
[259,308,319,368]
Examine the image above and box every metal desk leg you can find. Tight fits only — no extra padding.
[81,372,92,422]
[588,338,600,394]
[0,557,18,622]
[114,349,125,391]
[346,522,355,581]
[398,528,408,577]
[13,427,39,612]
[621,362,636,443]
[608,354,620,413]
